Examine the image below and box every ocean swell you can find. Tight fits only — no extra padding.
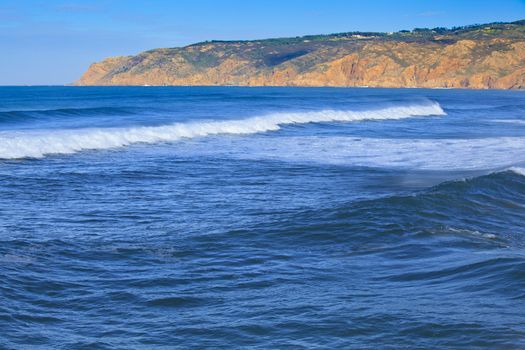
[0,102,444,159]
[0,107,134,124]
[267,168,525,249]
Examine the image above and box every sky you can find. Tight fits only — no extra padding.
[1,0,524,85]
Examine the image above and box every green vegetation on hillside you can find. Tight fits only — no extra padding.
[77,20,525,89]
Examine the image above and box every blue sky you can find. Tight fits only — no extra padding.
[1,0,524,85]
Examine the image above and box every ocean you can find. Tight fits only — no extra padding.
[0,86,524,349]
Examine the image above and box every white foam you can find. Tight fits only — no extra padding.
[491,119,525,125]
[508,167,525,177]
[0,102,444,159]
[447,227,497,239]
[178,135,525,171]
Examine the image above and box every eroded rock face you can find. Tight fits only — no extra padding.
[75,22,525,89]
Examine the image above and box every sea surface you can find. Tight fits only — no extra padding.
[0,86,524,349]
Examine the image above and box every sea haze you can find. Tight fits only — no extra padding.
[0,87,524,349]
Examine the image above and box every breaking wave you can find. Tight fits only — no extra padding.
[508,167,525,177]
[0,102,444,159]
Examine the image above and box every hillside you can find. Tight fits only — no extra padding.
[76,20,525,89]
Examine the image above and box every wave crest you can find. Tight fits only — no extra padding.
[508,167,525,177]
[0,102,444,159]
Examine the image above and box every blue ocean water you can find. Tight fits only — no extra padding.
[0,86,524,349]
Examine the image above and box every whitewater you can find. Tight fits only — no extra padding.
[0,102,444,159]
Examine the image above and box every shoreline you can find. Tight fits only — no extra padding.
[2,84,524,91]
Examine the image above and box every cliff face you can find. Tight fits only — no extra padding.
[76,21,525,89]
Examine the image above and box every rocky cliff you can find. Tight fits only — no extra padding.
[76,20,525,89]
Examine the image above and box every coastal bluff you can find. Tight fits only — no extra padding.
[76,20,525,89]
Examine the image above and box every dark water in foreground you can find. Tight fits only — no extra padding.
[0,87,524,349]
